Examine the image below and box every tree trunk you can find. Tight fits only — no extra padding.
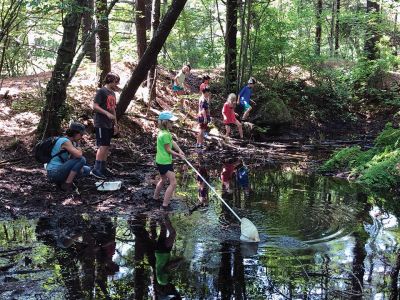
[37,0,85,138]
[364,0,380,60]
[335,0,340,54]
[68,0,119,85]
[136,0,148,59]
[389,251,400,300]
[146,0,161,107]
[329,0,335,56]
[237,0,247,89]
[315,0,323,56]
[116,0,188,119]
[225,0,238,93]
[95,0,111,87]
[81,0,96,62]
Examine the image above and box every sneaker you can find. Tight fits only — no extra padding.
[90,169,107,179]
[60,182,73,192]
[160,205,173,212]
[103,168,114,177]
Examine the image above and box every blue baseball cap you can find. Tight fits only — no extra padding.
[158,111,178,121]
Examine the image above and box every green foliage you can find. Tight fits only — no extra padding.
[319,146,363,172]
[374,122,400,149]
[321,123,400,191]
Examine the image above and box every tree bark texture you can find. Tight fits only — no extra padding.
[147,0,161,105]
[335,0,340,54]
[136,0,148,59]
[37,0,85,138]
[315,0,322,56]
[116,0,188,119]
[95,0,111,87]
[81,0,96,62]
[225,0,238,93]
[364,0,380,60]
[389,251,400,300]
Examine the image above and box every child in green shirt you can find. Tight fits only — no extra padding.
[154,111,185,211]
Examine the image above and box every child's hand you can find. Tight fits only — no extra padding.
[178,151,186,159]
[235,113,239,117]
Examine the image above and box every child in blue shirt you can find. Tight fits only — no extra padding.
[237,77,256,120]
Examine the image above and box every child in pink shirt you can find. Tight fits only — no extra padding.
[222,93,243,139]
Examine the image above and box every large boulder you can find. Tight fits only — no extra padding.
[252,93,292,127]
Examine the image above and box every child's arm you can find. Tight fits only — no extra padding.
[164,143,184,158]
[172,141,185,157]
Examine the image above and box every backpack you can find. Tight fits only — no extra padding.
[34,137,67,164]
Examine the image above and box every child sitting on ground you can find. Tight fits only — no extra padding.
[196,87,211,148]
[222,93,243,139]
[153,111,185,211]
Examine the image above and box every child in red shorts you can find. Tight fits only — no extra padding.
[222,93,243,139]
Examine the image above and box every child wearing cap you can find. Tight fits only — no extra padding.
[237,77,256,120]
[154,111,186,211]
[196,87,211,148]
[46,122,91,192]
[222,93,243,139]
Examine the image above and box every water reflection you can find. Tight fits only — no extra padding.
[1,168,400,299]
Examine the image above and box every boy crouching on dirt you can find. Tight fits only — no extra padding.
[153,111,185,211]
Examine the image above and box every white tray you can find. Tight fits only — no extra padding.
[95,181,122,191]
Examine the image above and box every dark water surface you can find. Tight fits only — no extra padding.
[1,166,400,299]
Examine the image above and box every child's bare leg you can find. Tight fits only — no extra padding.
[225,125,231,137]
[197,127,204,144]
[242,106,252,120]
[153,174,167,199]
[162,171,177,207]
[235,120,243,139]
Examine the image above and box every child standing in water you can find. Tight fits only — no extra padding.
[196,87,211,148]
[222,93,243,139]
[237,77,256,120]
[154,111,185,211]
[172,65,191,111]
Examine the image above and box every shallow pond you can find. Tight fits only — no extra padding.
[1,164,400,299]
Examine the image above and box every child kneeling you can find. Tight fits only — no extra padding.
[154,111,185,211]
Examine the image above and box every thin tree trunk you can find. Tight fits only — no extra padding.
[81,0,96,62]
[136,0,147,59]
[389,251,400,300]
[315,0,323,56]
[116,0,188,119]
[237,0,247,90]
[225,0,238,93]
[329,0,335,56]
[37,0,85,138]
[335,0,340,54]
[242,0,252,85]
[364,0,380,60]
[95,0,111,87]
[68,0,119,84]
[146,0,161,108]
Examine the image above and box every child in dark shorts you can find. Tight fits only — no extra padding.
[153,111,185,211]
[196,87,211,148]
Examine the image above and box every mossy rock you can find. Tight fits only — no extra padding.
[253,98,292,126]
